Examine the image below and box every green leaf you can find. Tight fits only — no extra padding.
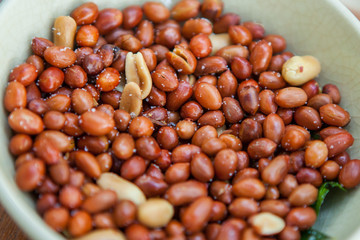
[313,181,346,215]
[301,228,333,240]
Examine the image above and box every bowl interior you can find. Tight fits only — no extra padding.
[1,0,360,239]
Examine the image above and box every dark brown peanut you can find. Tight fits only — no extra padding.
[229,25,252,45]
[157,126,179,150]
[264,34,286,53]
[31,38,54,57]
[82,190,117,213]
[43,207,69,232]
[77,136,109,155]
[71,2,99,25]
[238,86,259,116]
[324,132,354,158]
[198,111,225,128]
[165,163,190,184]
[218,134,242,151]
[64,65,87,88]
[95,8,123,35]
[68,211,92,237]
[260,200,290,218]
[195,56,227,77]
[319,103,351,127]
[275,87,308,108]
[320,160,340,180]
[259,90,278,115]
[181,197,213,234]
[259,71,286,89]
[222,97,244,124]
[286,207,317,230]
[261,155,289,185]
[74,151,101,178]
[214,13,240,34]
[339,160,360,188]
[44,46,76,68]
[136,20,154,48]
[8,109,44,135]
[16,159,45,191]
[247,138,277,160]
[166,180,207,206]
[136,136,161,160]
[215,45,249,64]
[307,93,333,110]
[250,40,273,75]
[214,149,238,180]
[232,178,266,200]
[151,68,179,92]
[113,200,136,228]
[79,110,115,136]
[296,168,323,187]
[243,22,265,39]
[217,70,237,98]
[4,81,27,112]
[229,198,259,218]
[294,106,322,130]
[143,2,170,23]
[155,27,182,49]
[182,18,213,40]
[238,118,262,144]
[171,0,201,21]
[166,80,193,111]
[190,153,215,182]
[301,79,319,99]
[190,34,212,58]
[289,184,318,206]
[322,84,341,104]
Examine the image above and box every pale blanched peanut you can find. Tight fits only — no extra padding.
[125,52,152,99]
[249,212,285,236]
[97,173,146,206]
[137,198,174,228]
[119,82,142,118]
[209,33,232,55]
[53,16,77,49]
[74,229,126,240]
[282,56,321,86]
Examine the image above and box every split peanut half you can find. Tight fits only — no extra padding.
[125,52,152,99]
[119,82,142,118]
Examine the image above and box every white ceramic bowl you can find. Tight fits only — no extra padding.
[1,0,360,239]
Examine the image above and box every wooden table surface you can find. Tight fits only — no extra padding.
[0,1,359,240]
[0,204,27,240]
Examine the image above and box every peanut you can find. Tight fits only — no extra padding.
[209,33,232,55]
[74,229,126,240]
[282,55,321,86]
[119,82,142,118]
[125,52,152,99]
[137,198,174,228]
[53,16,77,49]
[97,173,146,206]
[249,212,285,236]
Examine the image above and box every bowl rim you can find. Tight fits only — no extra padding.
[1,0,360,239]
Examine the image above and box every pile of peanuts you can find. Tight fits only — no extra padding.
[4,0,360,239]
